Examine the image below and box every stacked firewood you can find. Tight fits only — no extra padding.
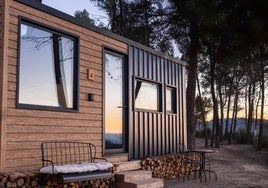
[41,174,112,188]
[40,166,116,188]
[0,166,116,188]
[0,172,39,188]
[141,153,201,180]
[0,173,112,188]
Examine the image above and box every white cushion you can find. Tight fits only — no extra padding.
[40,162,113,174]
[40,163,97,174]
[92,162,113,170]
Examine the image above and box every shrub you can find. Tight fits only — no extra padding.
[261,133,268,148]
[195,128,211,138]
[234,128,248,144]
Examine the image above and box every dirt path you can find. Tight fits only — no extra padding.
[164,144,268,188]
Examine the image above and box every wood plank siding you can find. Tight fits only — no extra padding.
[0,0,187,173]
[128,46,187,159]
[4,0,128,172]
[0,0,9,171]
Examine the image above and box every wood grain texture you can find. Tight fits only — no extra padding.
[0,0,10,172]
[2,0,128,172]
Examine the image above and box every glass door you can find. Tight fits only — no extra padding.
[104,50,127,153]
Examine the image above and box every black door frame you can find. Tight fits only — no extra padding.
[103,47,128,155]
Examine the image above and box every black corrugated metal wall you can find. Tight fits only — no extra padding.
[128,46,187,160]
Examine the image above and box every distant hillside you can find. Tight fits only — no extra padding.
[196,118,268,133]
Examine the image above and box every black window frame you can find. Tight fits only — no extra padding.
[166,85,177,114]
[134,77,162,113]
[16,17,79,112]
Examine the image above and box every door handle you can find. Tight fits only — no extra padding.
[117,106,127,108]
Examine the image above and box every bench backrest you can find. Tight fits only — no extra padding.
[41,142,97,167]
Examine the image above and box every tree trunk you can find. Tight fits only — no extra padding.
[244,84,248,128]
[210,121,215,147]
[254,90,261,128]
[224,78,233,140]
[228,111,234,144]
[224,92,231,139]
[233,98,238,135]
[257,57,265,151]
[186,21,199,150]
[209,44,220,148]
[119,0,123,34]
[228,97,236,144]
[232,78,240,135]
[228,80,238,145]
[111,0,117,32]
[197,76,208,147]
[247,80,255,144]
[254,87,261,144]
[218,84,224,142]
[144,0,150,46]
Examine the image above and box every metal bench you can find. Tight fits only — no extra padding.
[40,141,113,186]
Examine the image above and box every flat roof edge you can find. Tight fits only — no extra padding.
[16,0,186,66]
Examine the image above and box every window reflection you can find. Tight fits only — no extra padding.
[135,80,159,111]
[166,87,176,113]
[18,22,77,109]
[105,53,123,149]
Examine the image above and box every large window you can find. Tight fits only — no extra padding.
[135,79,161,111]
[18,20,78,111]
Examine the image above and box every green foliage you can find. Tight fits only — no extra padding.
[90,0,268,148]
[74,9,95,25]
[90,0,173,54]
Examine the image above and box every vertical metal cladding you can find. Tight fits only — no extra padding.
[129,46,187,159]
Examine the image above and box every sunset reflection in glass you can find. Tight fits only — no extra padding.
[104,53,123,149]
[18,23,75,109]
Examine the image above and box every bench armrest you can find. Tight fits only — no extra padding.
[94,157,108,162]
[41,159,56,173]
[42,159,54,166]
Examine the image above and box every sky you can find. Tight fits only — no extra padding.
[42,0,182,58]
[42,0,108,25]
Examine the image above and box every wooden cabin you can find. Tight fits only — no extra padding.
[0,0,187,173]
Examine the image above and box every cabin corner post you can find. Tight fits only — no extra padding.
[0,0,10,172]
[182,66,187,148]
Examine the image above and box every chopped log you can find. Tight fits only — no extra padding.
[140,153,201,180]
[1,177,7,184]
[17,178,25,186]
[0,182,5,188]
[6,182,12,188]
[31,180,38,187]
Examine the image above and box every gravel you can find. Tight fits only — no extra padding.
[164,143,268,188]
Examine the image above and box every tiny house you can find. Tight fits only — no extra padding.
[0,0,187,173]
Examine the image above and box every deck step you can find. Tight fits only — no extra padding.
[114,160,141,172]
[114,161,163,188]
[116,170,152,182]
[115,178,164,188]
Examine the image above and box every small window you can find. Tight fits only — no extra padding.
[18,20,78,111]
[135,79,161,111]
[166,86,176,113]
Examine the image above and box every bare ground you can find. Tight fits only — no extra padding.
[164,142,268,188]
